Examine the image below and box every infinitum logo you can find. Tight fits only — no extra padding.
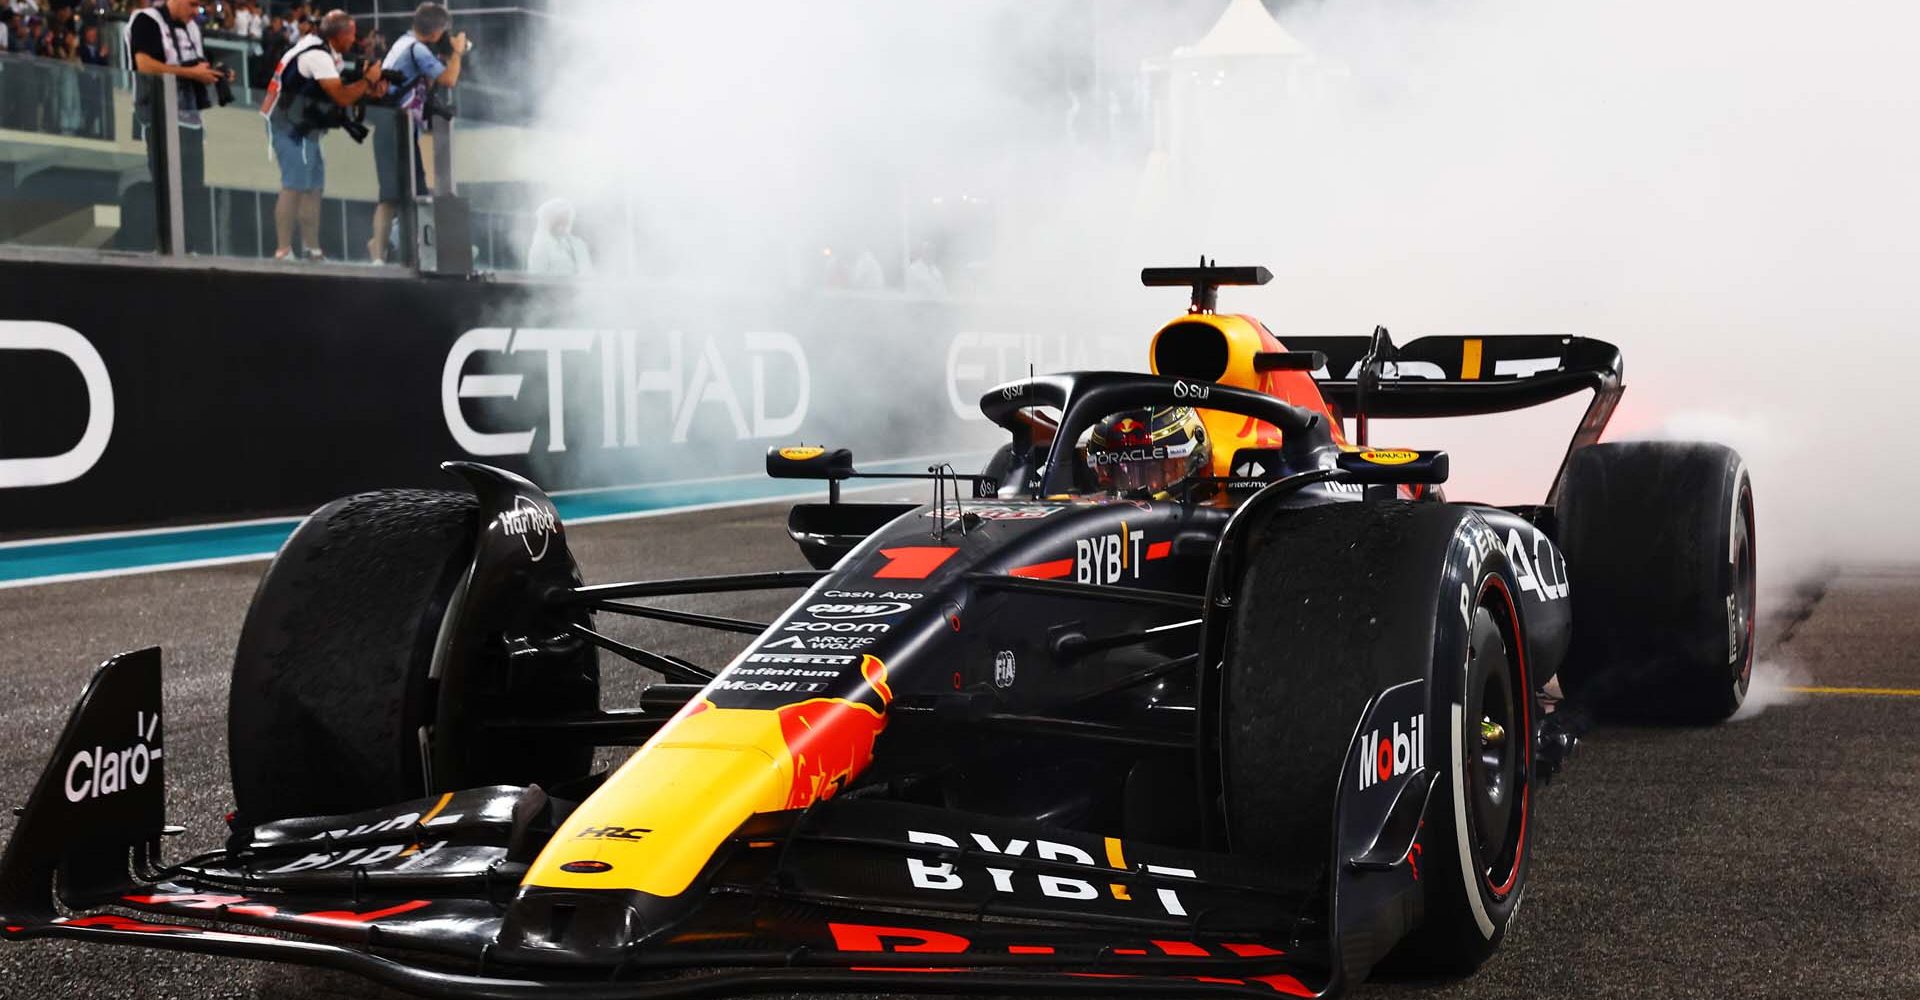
[1357,714,1424,790]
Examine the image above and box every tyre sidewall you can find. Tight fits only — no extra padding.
[1410,514,1533,968]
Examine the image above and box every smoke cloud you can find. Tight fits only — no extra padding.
[530,0,1920,599]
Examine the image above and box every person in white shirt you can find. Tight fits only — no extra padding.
[233,0,261,39]
[849,249,885,290]
[527,199,594,276]
[904,242,948,298]
[259,9,387,259]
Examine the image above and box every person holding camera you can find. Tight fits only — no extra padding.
[366,2,465,264]
[258,9,387,261]
[127,0,233,253]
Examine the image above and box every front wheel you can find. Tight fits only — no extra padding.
[1220,501,1533,976]
[228,489,599,824]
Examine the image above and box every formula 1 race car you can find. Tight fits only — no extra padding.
[0,263,1756,997]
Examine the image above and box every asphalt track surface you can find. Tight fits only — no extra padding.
[0,499,1915,1000]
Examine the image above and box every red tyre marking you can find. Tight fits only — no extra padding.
[1481,573,1529,899]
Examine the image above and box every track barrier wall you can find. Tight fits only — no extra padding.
[0,257,1132,536]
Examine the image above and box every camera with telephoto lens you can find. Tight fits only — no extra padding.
[178,57,234,110]
[295,101,370,143]
[291,61,403,144]
[341,56,406,88]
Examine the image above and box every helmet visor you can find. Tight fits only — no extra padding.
[1091,437,1199,497]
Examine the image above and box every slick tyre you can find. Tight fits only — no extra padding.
[1556,442,1755,723]
[1221,501,1533,975]
[229,489,597,823]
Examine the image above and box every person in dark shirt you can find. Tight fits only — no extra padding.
[76,19,103,62]
[127,0,230,252]
[254,13,288,88]
[76,21,108,137]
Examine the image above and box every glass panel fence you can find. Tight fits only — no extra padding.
[0,53,152,253]
[2,34,534,274]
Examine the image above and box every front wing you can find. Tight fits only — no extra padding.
[0,651,1436,998]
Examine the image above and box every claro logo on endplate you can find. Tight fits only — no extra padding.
[442,328,810,457]
[66,711,162,803]
[0,321,114,488]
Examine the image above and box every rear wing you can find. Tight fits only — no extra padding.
[1277,333,1624,505]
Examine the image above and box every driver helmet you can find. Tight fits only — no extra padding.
[1087,406,1211,499]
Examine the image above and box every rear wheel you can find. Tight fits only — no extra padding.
[228,489,598,823]
[1221,501,1532,974]
[1557,442,1755,723]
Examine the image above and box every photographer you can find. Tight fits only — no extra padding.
[367,2,465,264]
[127,0,233,253]
[258,9,387,261]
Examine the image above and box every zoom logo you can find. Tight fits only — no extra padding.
[0,321,114,488]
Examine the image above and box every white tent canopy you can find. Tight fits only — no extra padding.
[1174,0,1310,60]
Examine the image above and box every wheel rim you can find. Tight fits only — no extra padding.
[1470,581,1530,899]
[1730,483,1757,693]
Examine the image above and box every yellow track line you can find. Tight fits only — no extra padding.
[1787,686,1920,698]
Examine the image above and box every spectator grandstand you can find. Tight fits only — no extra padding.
[0,0,549,267]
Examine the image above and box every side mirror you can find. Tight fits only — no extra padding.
[765,446,855,481]
[1335,448,1450,484]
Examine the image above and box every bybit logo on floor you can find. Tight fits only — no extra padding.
[1357,713,1424,790]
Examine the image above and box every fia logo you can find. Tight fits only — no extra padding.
[993,650,1016,689]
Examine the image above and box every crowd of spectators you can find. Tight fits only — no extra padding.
[1,2,398,91]
[0,0,408,141]
[2,1,114,135]
[3,2,110,62]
